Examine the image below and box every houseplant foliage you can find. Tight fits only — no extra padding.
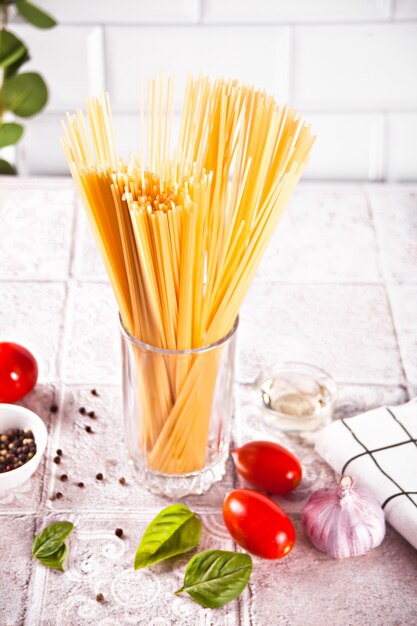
[0,0,56,174]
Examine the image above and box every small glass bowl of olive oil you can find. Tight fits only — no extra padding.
[257,362,337,432]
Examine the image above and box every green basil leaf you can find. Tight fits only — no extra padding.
[3,71,48,118]
[32,521,74,559]
[134,504,202,570]
[175,550,252,608]
[36,543,67,572]
[0,159,16,175]
[0,30,27,68]
[16,1,57,29]
[0,122,24,148]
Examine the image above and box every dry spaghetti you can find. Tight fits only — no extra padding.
[62,76,314,473]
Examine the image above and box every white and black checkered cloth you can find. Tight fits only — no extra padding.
[315,398,417,550]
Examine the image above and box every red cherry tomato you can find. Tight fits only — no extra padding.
[231,440,302,495]
[0,342,38,402]
[223,489,295,559]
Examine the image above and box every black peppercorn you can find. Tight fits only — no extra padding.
[56,449,63,457]
[91,389,99,397]
[0,428,37,473]
[118,477,126,485]
[85,425,93,433]
[53,456,61,464]
[56,492,63,499]
[115,528,123,538]
[60,474,68,482]
[79,407,86,415]
[50,404,58,413]
[96,593,104,603]
[96,472,103,480]
[77,481,84,488]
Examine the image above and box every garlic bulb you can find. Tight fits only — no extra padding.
[302,475,385,558]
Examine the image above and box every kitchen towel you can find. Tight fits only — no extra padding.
[315,398,417,550]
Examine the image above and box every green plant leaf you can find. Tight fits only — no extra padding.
[0,30,27,68]
[175,550,252,608]
[32,521,74,559]
[134,504,202,570]
[35,543,68,572]
[16,1,57,29]
[3,71,48,118]
[0,122,24,148]
[5,50,31,80]
[0,159,16,175]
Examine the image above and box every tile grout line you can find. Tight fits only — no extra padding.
[287,24,295,106]
[36,394,59,509]
[40,388,68,508]
[2,277,417,286]
[60,189,81,387]
[385,283,414,395]
[28,106,417,116]
[25,553,49,626]
[20,390,60,626]
[10,19,416,27]
[68,188,81,279]
[51,379,410,388]
[19,515,38,626]
[197,0,204,23]
[65,189,80,282]
[0,506,225,516]
[362,185,409,392]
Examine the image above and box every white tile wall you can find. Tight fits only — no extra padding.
[304,113,384,180]
[387,113,417,180]
[105,26,289,112]
[294,23,417,109]
[2,0,416,180]
[203,0,391,23]
[394,0,417,19]
[35,0,200,24]
[17,115,67,176]
[112,115,182,162]
[12,25,104,111]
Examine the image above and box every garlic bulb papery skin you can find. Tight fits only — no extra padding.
[301,475,386,558]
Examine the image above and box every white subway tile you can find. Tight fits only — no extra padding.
[112,115,182,161]
[105,26,289,112]
[20,113,181,176]
[33,0,199,23]
[17,115,68,175]
[204,0,391,23]
[387,113,417,181]
[0,283,66,381]
[394,0,417,18]
[12,25,103,111]
[303,113,382,180]
[294,24,417,109]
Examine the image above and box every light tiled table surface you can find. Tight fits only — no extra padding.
[1,178,417,626]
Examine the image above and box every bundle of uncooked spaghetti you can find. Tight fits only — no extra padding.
[62,76,314,474]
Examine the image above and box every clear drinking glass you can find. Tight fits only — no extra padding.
[120,316,238,497]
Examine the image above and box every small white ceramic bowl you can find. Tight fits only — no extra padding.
[0,403,47,491]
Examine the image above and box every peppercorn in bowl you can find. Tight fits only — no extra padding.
[0,404,47,491]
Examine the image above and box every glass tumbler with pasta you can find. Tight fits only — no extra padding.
[121,316,238,496]
[62,76,314,497]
